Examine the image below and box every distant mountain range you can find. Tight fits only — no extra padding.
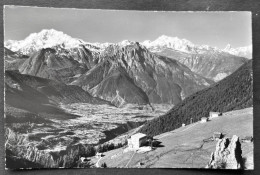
[141,35,250,81]
[141,35,252,59]
[5,29,252,59]
[153,47,248,81]
[4,29,250,106]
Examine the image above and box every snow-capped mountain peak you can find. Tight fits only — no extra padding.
[156,35,193,45]
[141,35,197,53]
[5,29,85,55]
[222,44,252,59]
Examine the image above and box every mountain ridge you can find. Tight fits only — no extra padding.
[71,42,213,106]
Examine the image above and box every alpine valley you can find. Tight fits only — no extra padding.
[4,29,252,169]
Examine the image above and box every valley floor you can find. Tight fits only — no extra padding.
[90,107,253,169]
[7,103,172,153]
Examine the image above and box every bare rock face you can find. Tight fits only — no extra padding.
[207,135,242,169]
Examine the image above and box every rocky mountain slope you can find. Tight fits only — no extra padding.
[72,59,151,107]
[72,42,213,106]
[139,60,252,136]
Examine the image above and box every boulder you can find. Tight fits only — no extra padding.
[207,135,242,169]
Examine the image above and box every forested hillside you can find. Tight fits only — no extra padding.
[139,60,253,136]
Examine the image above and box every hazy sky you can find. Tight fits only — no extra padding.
[4,6,252,49]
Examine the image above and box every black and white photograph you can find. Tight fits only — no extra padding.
[4,6,253,169]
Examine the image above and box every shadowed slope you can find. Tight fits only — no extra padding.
[5,70,110,106]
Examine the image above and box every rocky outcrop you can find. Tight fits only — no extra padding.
[5,128,58,168]
[207,135,242,169]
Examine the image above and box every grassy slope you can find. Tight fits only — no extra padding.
[92,107,253,169]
